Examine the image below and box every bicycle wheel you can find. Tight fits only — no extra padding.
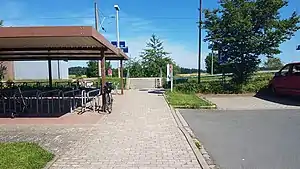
[105,93,112,114]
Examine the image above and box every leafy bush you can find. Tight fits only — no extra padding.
[175,82,201,93]
[96,77,126,88]
[174,77,271,94]
[174,77,189,84]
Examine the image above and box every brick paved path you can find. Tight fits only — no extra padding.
[50,90,201,169]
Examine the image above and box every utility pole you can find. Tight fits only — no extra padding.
[197,0,203,84]
[57,60,61,80]
[95,1,101,77]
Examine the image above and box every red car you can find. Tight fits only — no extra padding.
[269,62,300,96]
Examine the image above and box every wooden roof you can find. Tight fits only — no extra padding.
[0,26,129,61]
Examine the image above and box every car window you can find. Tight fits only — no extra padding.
[279,65,291,76]
[291,64,300,76]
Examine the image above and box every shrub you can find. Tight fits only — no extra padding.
[174,77,189,84]
[173,77,270,94]
[174,82,201,93]
[96,77,126,88]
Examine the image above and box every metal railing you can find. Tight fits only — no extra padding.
[86,89,101,113]
[61,89,82,113]
[37,89,61,114]
[0,85,105,117]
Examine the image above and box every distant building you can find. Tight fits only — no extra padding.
[3,61,69,80]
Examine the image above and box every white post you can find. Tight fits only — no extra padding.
[115,5,121,78]
[170,64,173,92]
[167,64,170,82]
[95,1,102,77]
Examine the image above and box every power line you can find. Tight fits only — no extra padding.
[1,16,198,21]
[1,16,94,21]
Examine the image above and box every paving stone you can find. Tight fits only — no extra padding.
[1,90,201,168]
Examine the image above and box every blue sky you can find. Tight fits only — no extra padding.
[1,0,300,69]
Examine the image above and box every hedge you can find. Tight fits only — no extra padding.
[94,77,126,88]
[173,75,273,94]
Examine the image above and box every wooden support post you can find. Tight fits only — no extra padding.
[101,50,106,111]
[120,59,124,95]
[48,59,53,88]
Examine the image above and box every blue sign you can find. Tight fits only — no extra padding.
[111,41,126,48]
[122,47,129,53]
[111,41,118,47]
[111,41,129,53]
[120,41,126,48]
[297,45,300,50]
[218,52,229,65]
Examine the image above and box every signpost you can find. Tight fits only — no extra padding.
[218,51,227,87]
[218,52,228,65]
[108,68,112,77]
[167,64,173,92]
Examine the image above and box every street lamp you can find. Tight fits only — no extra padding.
[114,5,120,48]
[114,4,121,78]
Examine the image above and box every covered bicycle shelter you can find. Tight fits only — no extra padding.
[0,26,128,116]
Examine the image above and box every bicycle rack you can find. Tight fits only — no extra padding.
[86,89,101,113]
[0,85,107,117]
[62,89,81,113]
[37,89,61,114]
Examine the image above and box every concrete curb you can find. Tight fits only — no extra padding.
[171,108,211,169]
[173,105,217,109]
[43,155,59,169]
[198,96,218,109]
[163,94,210,169]
[174,109,219,169]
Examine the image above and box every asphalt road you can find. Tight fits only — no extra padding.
[180,109,300,169]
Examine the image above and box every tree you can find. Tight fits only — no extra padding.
[124,58,144,77]
[203,0,300,85]
[180,67,203,74]
[263,57,284,70]
[86,61,112,77]
[69,66,87,77]
[140,34,179,77]
[205,53,233,74]
[205,53,221,74]
[86,61,98,77]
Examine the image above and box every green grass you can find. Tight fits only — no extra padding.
[165,91,214,109]
[0,142,54,169]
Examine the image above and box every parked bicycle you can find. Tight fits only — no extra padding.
[103,82,113,113]
[11,88,29,118]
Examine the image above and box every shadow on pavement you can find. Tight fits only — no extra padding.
[148,89,166,95]
[254,88,300,106]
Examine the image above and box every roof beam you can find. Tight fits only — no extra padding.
[0,46,107,52]
[0,56,122,61]
[0,52,116,56]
